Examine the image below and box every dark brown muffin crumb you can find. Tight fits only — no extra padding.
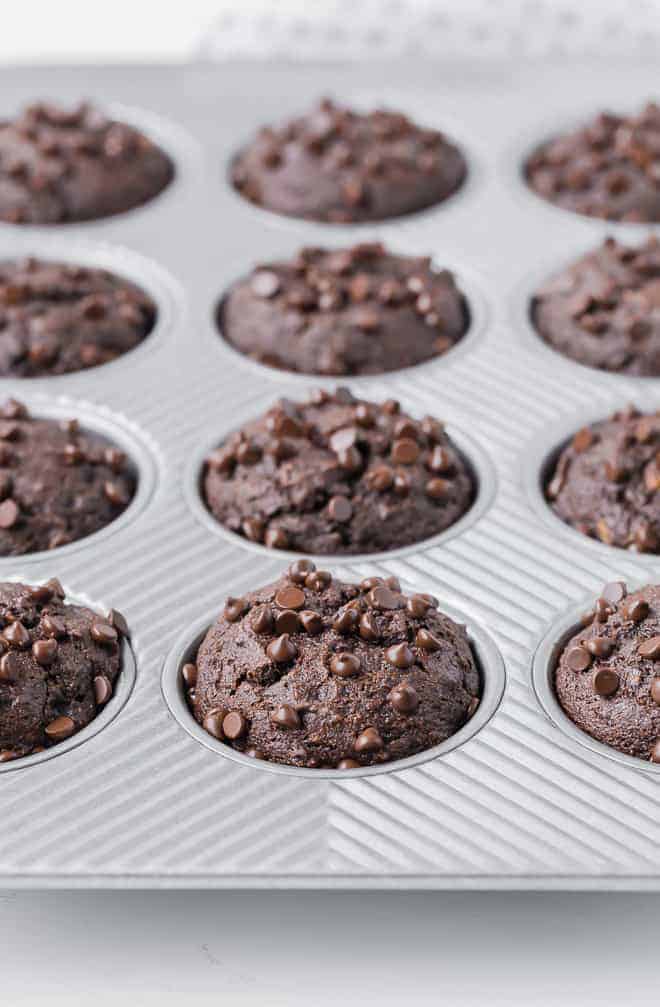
[0,257,156,377]
[532,236,660,376]
[0,398,136,556]
[203,387,474,556]
[0,579,127,763]
[556,581,660,763]
[232,97,466,223]
[220,242,468,376]
[525,102,660,223]
[546,405,660,554]
[189,562,480,769]
[0,101,173,224]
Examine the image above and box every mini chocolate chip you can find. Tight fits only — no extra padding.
[266,634,297,663]
[383,399,400,415]
[104,481,129,507]
[651,679,660,705]
[44,715,75,742]
[566,645,592,671]
[275,610,300,635]
[594,598,614,623]
[623,598,649,623]
[41,614,66,639]
[415,628,440,651]
[336,445,363,473]
[224,597,248,623]
[367,586,404,611]
[328,495,353,522]
[427,446,453,473]
[245,747,265,760]
[651,740,660,763]
[330,652,361,677]
[359,612,380,641]
[406,595,431,618]
[385,643,415,669]
[389,683,419,713]
[252,606,275,635]
[354,404,374,428]
[601,581,627,605]
[32,638,57,666]
[3,621,29,649]
[333,608,359,635]
[107,609,129,637]
[300,610,323,635]
[425,477,450,500]
[222,711,249,740]
[585,637,614,658]
[264,527,289,550]
[182,663,198,687]
[271,704,301,729]
[26,584,54,604]
[242,517,264,542]
[235,441,262,465]
[354,727,384,753]
[0,498,19,529]
[306,570,332,591]
[203,710,226,739]
[288,559,316,583]
[251,270,281,298]
[337,758,360,769]
[391,437,420,465]
[367,465,394,492]
[572,427,594,453]
[638,635,660,659]
[275,586,306,610]
[93,674,112,706]
[0,652,19,682]
[592,667,620,697]
[90,620,118,646]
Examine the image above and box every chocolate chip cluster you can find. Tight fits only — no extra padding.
[526,102,660,222]
[556,581,660,763]
[221,242,468,375]
[232,98,466,223]
[188,561,480,769]
[0,579,127,762]
[547,406,660,554]
[0,101,173,224]
[0,257,156,377]
[203,387,474,555]
[532,236,660,376]
[0,398,135,555]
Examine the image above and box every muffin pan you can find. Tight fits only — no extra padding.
[0,59,658,890]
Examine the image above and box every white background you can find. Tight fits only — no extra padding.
[0,4,659,1004]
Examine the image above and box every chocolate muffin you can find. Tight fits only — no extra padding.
[231,98,466,223]
[532,237,660,376]
[0,398,136,556]
[525,102,660,223]
[556,581,660,764]
[0,578,127,763]
[220,243,468,376]
[0,101,173,224]
[203,388,474,555]
[188,561,480,769]
[0,257,156,377]
[546,406,660,553]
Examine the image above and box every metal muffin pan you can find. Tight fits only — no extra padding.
[0,59,659,890]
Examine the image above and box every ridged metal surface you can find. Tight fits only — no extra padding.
[0,60,658,889]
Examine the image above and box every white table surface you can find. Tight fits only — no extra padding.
[1,891,657,1004]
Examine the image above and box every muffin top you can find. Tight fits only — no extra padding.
[189,562,480,769]
[532,237,660,376]
[0,398,135,556]
[231,98,466,223]
[525,102,660,223]
[0,578,127,762]
[203,387,474,556]
[555,581,660,763]
[0,257,156,377]
[220,242,468,376]
[0,101,173,224]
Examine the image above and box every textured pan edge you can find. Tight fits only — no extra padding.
[0,234,183,386]
[0,583,136,774]
[531,598,660,776]
[183,411,497,565]
[0,393,159,567]
[161,590,506,780]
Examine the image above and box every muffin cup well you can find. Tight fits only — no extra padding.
[161,591,506,780]
[532,598,660,776]
[0,394,159,566]
[184,407,496,565]
[0,234,183,384]
[0,580,136,774]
